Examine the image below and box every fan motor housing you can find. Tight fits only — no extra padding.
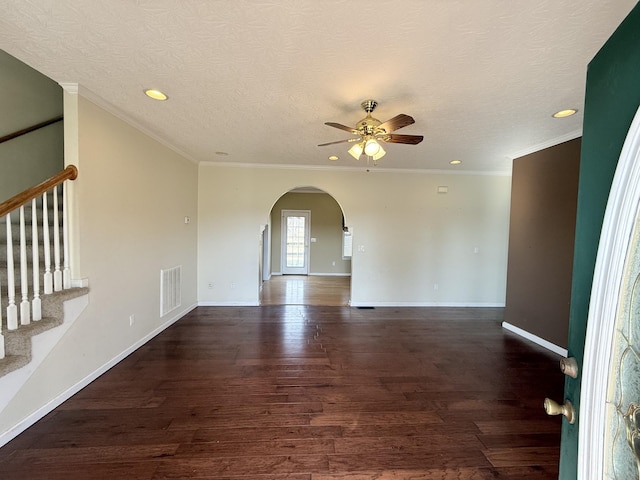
[357,116,382,135]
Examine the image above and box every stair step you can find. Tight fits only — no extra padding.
[0,354,30,379]
[0,287,88,379]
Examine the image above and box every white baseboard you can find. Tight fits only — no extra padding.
[308,273,351,277]
[198,301,259,307]
[502,321,568,357]
[0,302,197,449]
[349,301,505,308]
[267,273,351,277]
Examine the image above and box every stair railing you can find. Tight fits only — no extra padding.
[0,165,78,359]
[0,116,63,145]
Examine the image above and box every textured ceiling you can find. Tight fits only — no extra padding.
[1,0,637,173]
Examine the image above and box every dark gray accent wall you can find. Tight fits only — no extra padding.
[504,138,581,348]
[0,50,63,201]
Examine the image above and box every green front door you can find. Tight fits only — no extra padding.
[559,5,640,478]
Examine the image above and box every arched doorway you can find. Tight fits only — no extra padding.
[260,187,351,306]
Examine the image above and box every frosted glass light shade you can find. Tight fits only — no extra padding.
[372,144,386,161]
[364,139,381,156]
[348,142,364,159]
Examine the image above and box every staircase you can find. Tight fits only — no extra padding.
[0,166,86,378]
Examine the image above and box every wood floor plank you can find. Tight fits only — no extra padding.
[310,411,444,427]
[3,443,180,465]
[327,450,493,471]
[192,425,343,443]
[483,446,560,467]
[0,301,563,479]
[1,462,161,480]
[312,469,502,479]
[152,454,330,477]
[175,438,336,457]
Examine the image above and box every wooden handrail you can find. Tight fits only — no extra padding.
[0,116,64,145]
[0,165,78,217]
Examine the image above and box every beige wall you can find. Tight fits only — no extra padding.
[270,192,351,276]
[0,91,512,436]
[0,93,199,433]
[198,165,511,306]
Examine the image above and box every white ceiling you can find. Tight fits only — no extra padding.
[1,0,637,173]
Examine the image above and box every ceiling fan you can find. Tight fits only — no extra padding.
[319,99,424,164]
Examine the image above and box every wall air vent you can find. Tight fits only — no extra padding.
[160,265,181,316]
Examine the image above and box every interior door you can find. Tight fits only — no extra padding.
[281,210,310,275]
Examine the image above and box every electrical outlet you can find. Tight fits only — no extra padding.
[129,314,135,326]
[208,282,214,289]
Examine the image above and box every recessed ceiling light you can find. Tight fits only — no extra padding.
[144,89,168,101]
[450,160,462,165]
[328,155,339,161]
[552,109,577,118]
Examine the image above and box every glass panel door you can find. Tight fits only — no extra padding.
[281,210,310,275]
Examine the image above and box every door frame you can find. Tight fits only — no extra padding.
[280,209,311,275]
[579,106,640,477]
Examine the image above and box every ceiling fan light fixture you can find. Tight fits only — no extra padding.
[364,139,381,156]
[348,142,364,159]
[371,144,386,161]
[319,100,423,165]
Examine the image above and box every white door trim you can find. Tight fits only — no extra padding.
[579,105,640,478]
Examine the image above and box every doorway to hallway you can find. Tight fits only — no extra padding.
[261,275,350,306]
[264,187,352,306]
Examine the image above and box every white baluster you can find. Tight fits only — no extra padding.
[53,185,62,291]
[63,180,71,289]
[32,198,42,321]
[6,213,18,330]
[43,191,53,295]
[19,206,30,325]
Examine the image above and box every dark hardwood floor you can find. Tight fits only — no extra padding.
[260,276,351,306]
[0,306,564,479]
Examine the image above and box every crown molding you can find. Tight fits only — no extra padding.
[508,130,582,160]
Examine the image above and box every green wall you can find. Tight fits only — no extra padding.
[0,50,63,202]
[560,3,640,478]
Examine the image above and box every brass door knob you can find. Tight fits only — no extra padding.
[560,357,579,378]
[544,398,575,424]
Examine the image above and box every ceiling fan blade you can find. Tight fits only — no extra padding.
[378,114,415,133]
[318,138,361,147]
[325,122,359,134]
[381,134,424,145]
